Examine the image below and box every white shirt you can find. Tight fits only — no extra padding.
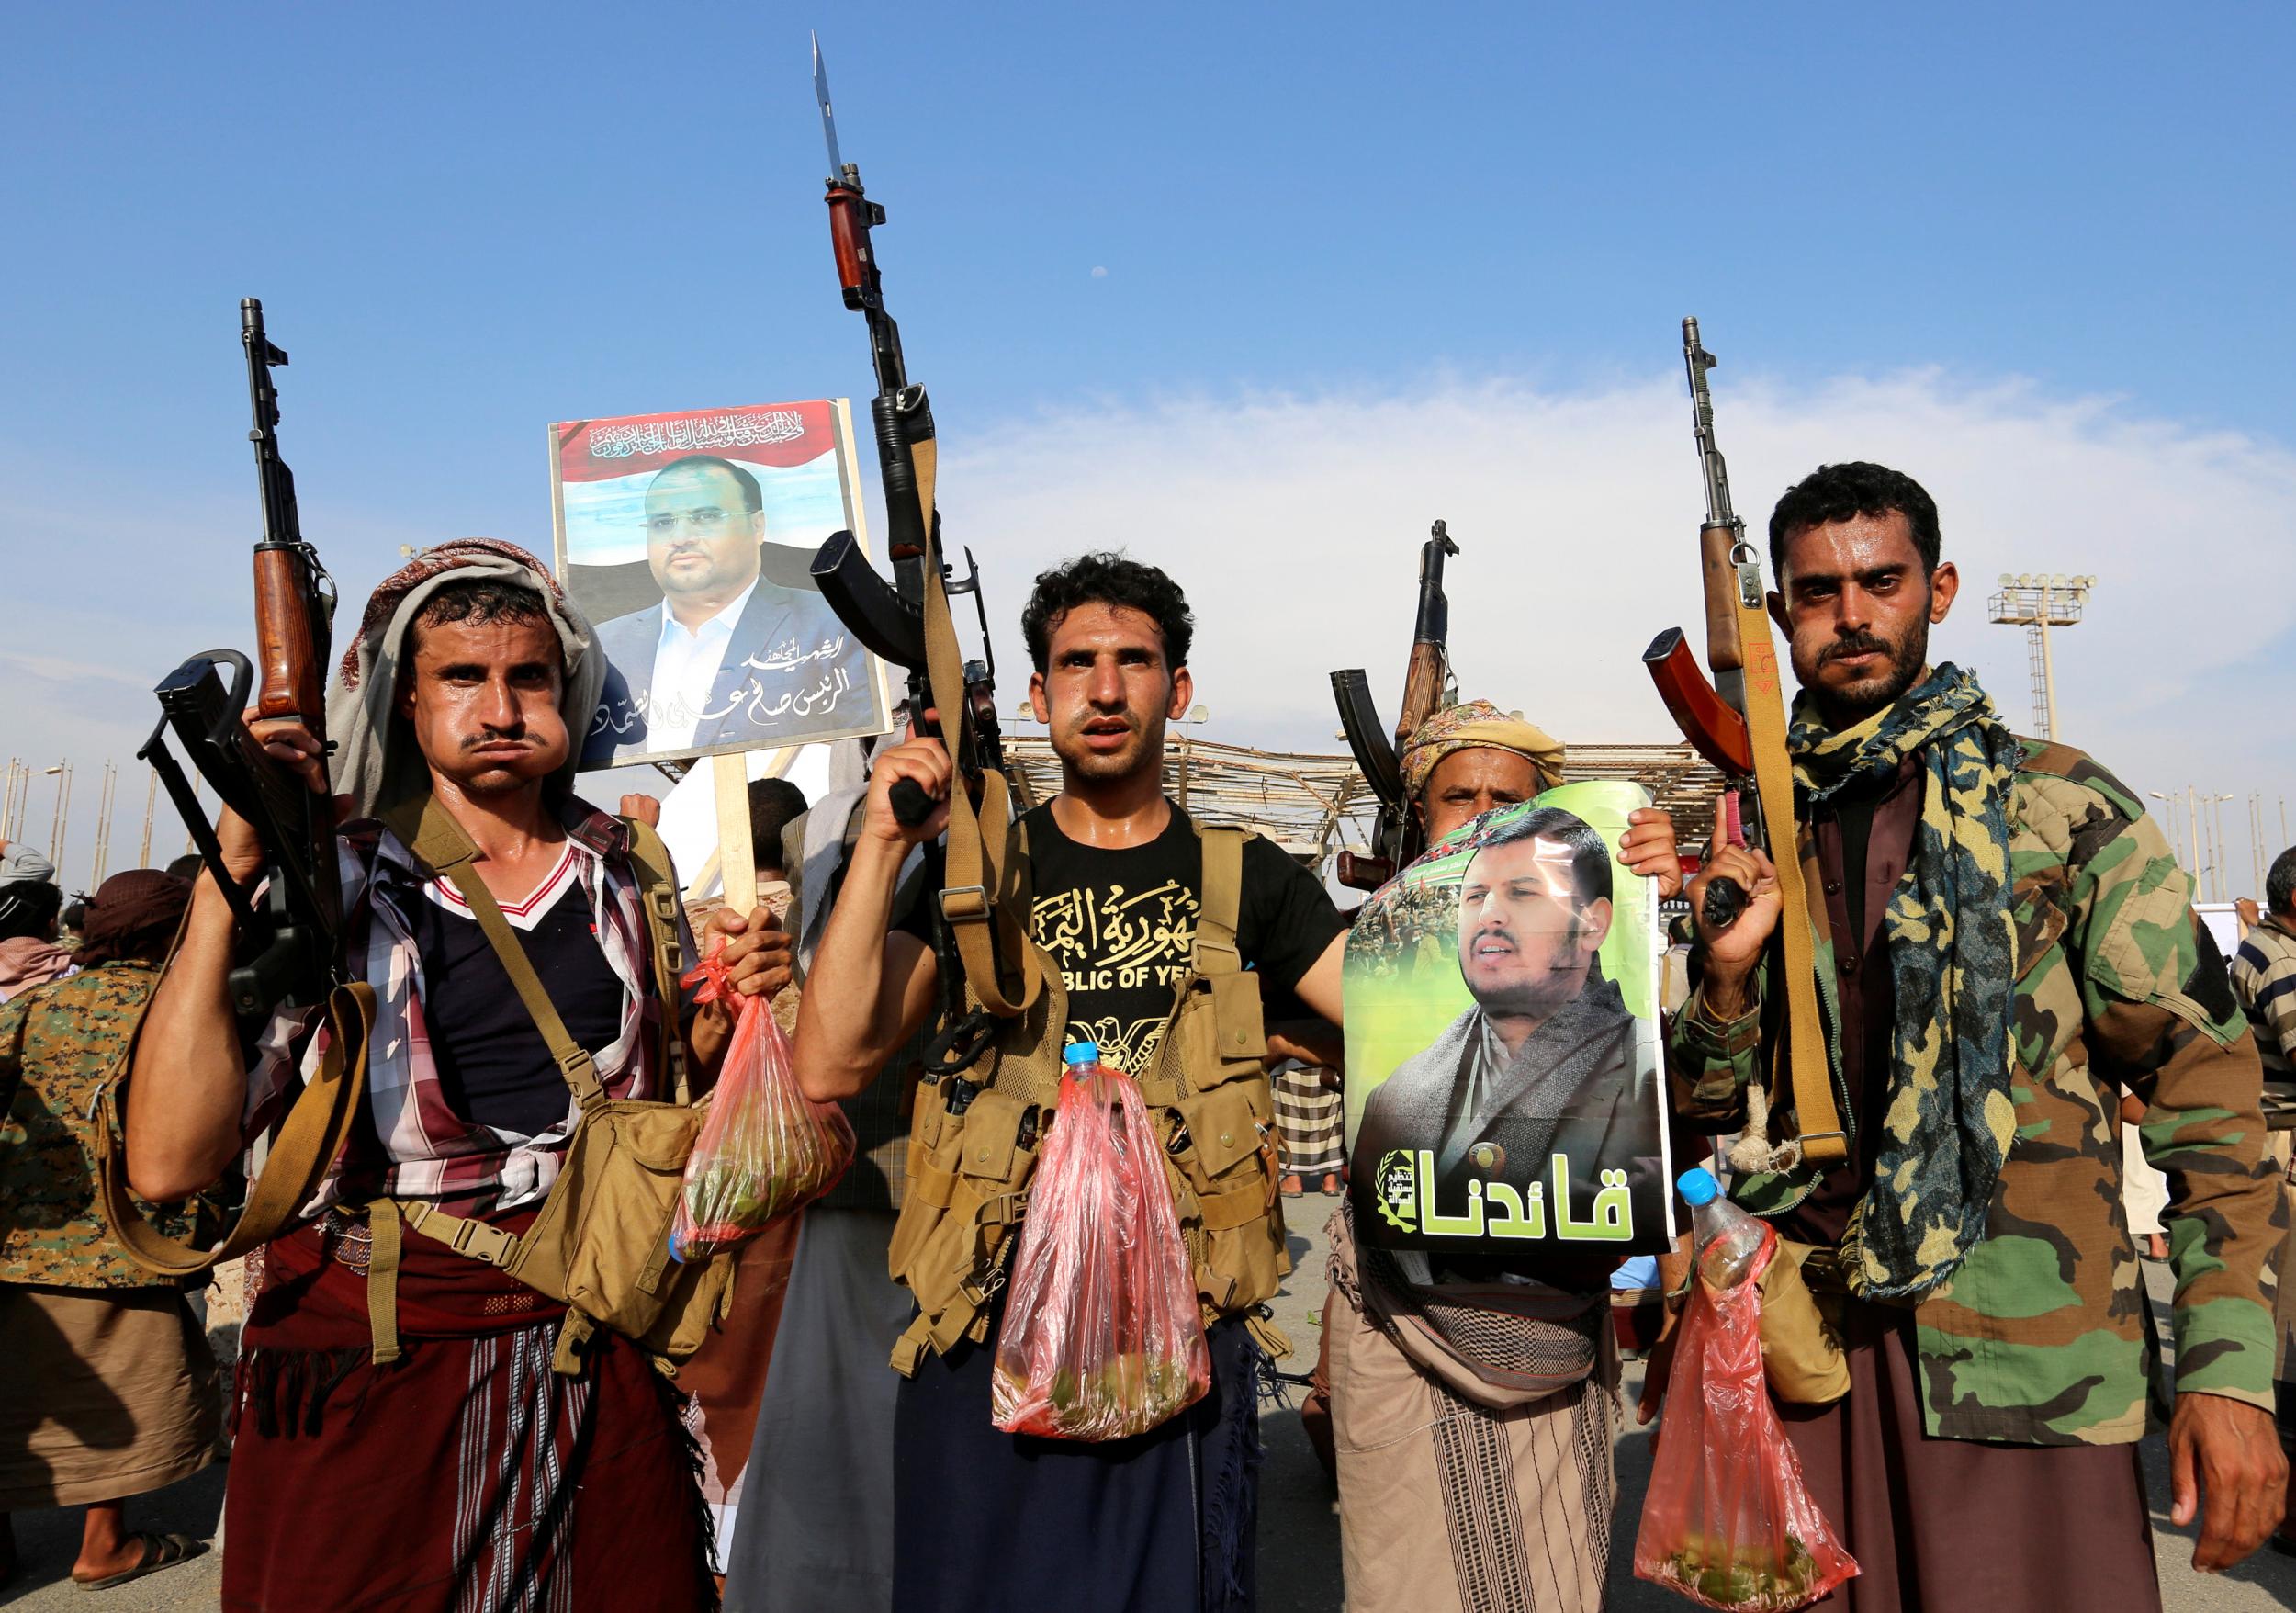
[644,579,758,750]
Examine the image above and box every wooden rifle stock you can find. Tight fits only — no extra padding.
[253,546,325,726]
[1643,629,1752,777]
[1395,641,1446,753]
[1700,522,1745,675]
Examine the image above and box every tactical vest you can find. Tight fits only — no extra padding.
[885,820,1289,1375]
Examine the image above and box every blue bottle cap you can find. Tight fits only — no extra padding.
[1677,1167,1721,1207]
[1062,1041,1100,1066]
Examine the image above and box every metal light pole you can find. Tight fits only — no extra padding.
[1987,573,2096,739]
[2147,790,2183,876]
[90,762,118,885]
[2208,793,2234,902]
[44,762,71,869]
[139,769,158,868]
[2253,794,2268,900]
[1175,706,1210,809]
[0,759,21,840]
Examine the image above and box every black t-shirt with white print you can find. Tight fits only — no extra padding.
[906,801,1343,1075]
[403,843,625,1138]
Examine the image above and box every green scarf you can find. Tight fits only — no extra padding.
[1787,662,2021,1300]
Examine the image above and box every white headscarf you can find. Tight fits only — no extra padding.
[325,539,604,818]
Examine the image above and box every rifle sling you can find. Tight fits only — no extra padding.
[1729,592,1847,1167]
[911,430,1043,1020]
[103,803,685,1298]
[382,795,607,1111]
[98,976,377,1280]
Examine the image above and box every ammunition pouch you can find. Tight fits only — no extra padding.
[886,823,1291,1376]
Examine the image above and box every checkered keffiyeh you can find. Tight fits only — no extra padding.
[1398,701,1565,802]
[325,538,602,819]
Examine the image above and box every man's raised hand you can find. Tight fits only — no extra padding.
[863,736,953,849]
[1620,808,1684,900]
[246,708,328,795]
[1686,845,1782,1019]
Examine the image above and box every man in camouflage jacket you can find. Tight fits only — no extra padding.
[1667,461,2284,1596]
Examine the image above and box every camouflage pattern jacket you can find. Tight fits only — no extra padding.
[0,962,200,1289]
[1671,740,2282,1445]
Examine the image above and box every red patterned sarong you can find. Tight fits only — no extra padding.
[222,1213,715,1613]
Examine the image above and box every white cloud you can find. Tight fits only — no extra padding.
[942,367,2296,890]
[6,365,2291,897]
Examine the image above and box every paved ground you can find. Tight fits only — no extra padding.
[8,1193,2291,1608]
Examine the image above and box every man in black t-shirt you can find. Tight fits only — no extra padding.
[795,553,1345,1613]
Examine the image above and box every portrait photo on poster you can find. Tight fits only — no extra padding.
[1345,782,1676,1261]
[550,399,895,769]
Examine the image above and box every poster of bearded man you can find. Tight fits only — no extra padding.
[1347,784,1677,1260]
[551,399,895,767]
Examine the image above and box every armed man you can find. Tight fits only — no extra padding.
[124,540,790,1611]
[1323,698,1684,1613]
[1665,461,2286,1603]
[794,552,1345,1612]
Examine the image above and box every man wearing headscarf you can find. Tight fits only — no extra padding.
[0,840,72,1004]
[126,540,792,1612]
[2,871,219,1594]
[1322,699,1686,1613]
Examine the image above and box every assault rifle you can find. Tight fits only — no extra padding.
[1642,317,1844,1167]
[1642,318,1758,923]
[1332,521,1459,888]
[805,38,1019,1083]
[139,299,344,1021]
[805,35,1006,819]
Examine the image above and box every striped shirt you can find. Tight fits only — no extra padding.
[243,799,690,1220]
[2231,912,2296,1125]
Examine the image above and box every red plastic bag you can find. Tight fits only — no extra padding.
[991,1047,1210,1441]
[669,948,854,1262]
[1632,1224,1858,1610]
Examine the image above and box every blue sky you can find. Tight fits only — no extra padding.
[4,4,2291,889]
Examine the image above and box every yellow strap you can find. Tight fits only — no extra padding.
[1729,585,1847,1167]
[1194,827,1244,975]
[384,795,607,1111]
[1244,1311,1293,1362]
[907,1159,956,1211]
[366,1197,403,1365]
[909,435,1042,1021]
[1197,1178,1271,1233]
[552,1312,595,1376]
[99,978,378,1279]
[618,815,689,1105]
[890,1313,933,1377]
[400,1200,522,1268]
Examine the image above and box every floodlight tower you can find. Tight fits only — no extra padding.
[1987,573,2096,740]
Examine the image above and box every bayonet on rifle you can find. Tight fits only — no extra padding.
[1333,521,1460,889]
[812,33,844,182]
[805,41,1018,1082]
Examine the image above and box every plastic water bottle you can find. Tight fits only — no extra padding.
[1679,1167,1771,1289]
[1064,1041,1108,1077]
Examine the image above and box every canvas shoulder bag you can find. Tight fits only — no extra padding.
[367,798,733,1374]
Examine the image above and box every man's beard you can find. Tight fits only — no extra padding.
[1052,717,1159,784]
[1466,917,1590,1021]
[1805,617,1930,726]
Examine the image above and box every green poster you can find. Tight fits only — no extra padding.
[1343,782,1676,1259]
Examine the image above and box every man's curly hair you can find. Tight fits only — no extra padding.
[1768,461,1942,582]
[1019,552,1194,673]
